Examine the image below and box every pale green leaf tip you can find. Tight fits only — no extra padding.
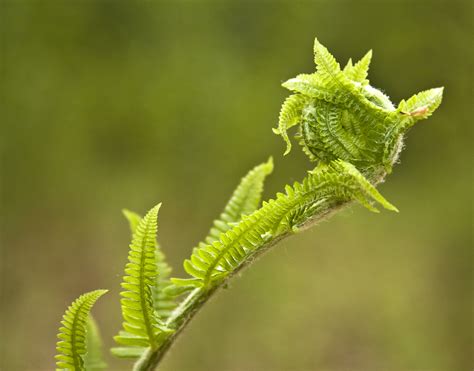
[343,58,353,70]
[122,208,138,220]
[122,208,143,234]
[313,37,322,50]
[381,199,399,213]
[386,203,399,213]
[427,86,444,101]
[265,156,274,171]
[434,86,444,98]
[272,127,280,135]
[281,78,295,90]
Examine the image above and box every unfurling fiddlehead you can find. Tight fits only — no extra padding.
[128,38,442,370]
[53,37,443,371]
[275,39,442,182]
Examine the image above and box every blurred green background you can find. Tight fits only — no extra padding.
[2,1,472,370]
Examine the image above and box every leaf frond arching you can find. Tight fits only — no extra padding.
[55,289,108,371]
[180,160,397,287]
[113,204,174,357]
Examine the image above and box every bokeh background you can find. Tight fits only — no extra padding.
[1,1,472,370]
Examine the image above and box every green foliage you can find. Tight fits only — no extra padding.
[398,87,444,119]
[112,204,174,359]
[55,290,108,371]
[121,209,176,319]
[52,37,443,371]
[179,159,396,288]
[275,38,443,178]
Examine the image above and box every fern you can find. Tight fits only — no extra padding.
[128,38,441,371]
[180,159,396,287]
[121,209,176,319]
[275,38,442,180]
[398,87,444,119]
[55,290,108,371]
[51,36,443,371]
[112,204,174,359]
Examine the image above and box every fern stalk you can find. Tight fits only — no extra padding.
[50,37,442,370]
[131,38,442,371]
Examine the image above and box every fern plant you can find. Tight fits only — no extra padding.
[53,38,443,370]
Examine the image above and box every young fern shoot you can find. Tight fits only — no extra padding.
[55,290,108,371]
[129,38,442,371]
[112,205,174,361]
[53,37,443,371]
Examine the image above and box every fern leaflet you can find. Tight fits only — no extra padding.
[122,208,176,319]
[55,290,107,371]
[398,87,444,119]
[113,204,174,358]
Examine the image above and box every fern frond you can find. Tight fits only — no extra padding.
[282,74,343,104]
[279,38,443,176]
[313,37,342,83]
[125,37,444,370]
[398,87,444,119]
[55,289,108,371]
[181,160,396,287]
[122,208,176,319]
[113,204,174,356]
[273,94,307,155]
[84,315,107,371]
